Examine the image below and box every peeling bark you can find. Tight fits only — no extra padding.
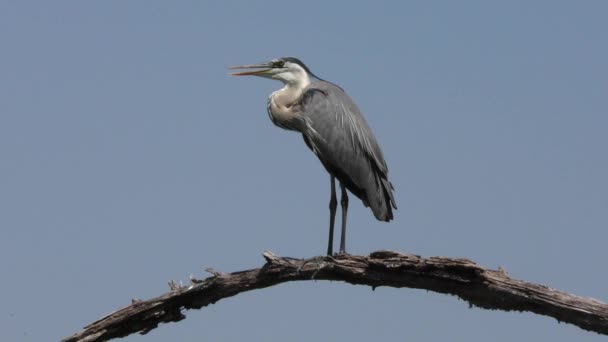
[63,251,608,341]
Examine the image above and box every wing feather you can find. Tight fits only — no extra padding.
[298,81,397,221]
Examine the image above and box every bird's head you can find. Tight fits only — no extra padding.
[229,57,312,87]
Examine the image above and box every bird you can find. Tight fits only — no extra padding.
[229,57,396,255]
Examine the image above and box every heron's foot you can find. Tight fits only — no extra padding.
[296,255,336,278]
[296,256,319,273]
[323,254,337,262]
[335,250,350,257]
[296,256,325,272]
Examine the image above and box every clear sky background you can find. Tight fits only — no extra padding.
[1,1,607,341]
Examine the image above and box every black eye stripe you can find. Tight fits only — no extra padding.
[273,60,284,68]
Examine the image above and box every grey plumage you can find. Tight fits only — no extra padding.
[230,56,396,255]
[298,80,397,221]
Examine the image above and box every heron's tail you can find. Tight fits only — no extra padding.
[369,175,397,222]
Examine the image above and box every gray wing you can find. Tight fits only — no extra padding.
[298,81,397,221]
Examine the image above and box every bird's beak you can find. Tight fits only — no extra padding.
[228,62,274,76]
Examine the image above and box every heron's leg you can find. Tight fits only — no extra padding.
[339,182,349,254]
[327,176,337,256]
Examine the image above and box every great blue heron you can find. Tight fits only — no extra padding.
[229,57,397,255]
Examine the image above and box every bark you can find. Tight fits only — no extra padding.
[63,250,608,341]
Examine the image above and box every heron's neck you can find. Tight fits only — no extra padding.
[274,75,311,105]
[268,76,310,131]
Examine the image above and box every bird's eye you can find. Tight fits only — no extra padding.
[273,60,284,68]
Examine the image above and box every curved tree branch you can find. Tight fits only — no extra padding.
[63,250,608,341]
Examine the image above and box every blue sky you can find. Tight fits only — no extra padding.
[1,1,607,341]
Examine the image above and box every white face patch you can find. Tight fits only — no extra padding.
[271,62,310,88]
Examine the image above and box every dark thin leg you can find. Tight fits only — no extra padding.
[327,176,337,256]
[339,183,349,254]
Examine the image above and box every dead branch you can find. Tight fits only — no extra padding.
[63,250,608,341]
